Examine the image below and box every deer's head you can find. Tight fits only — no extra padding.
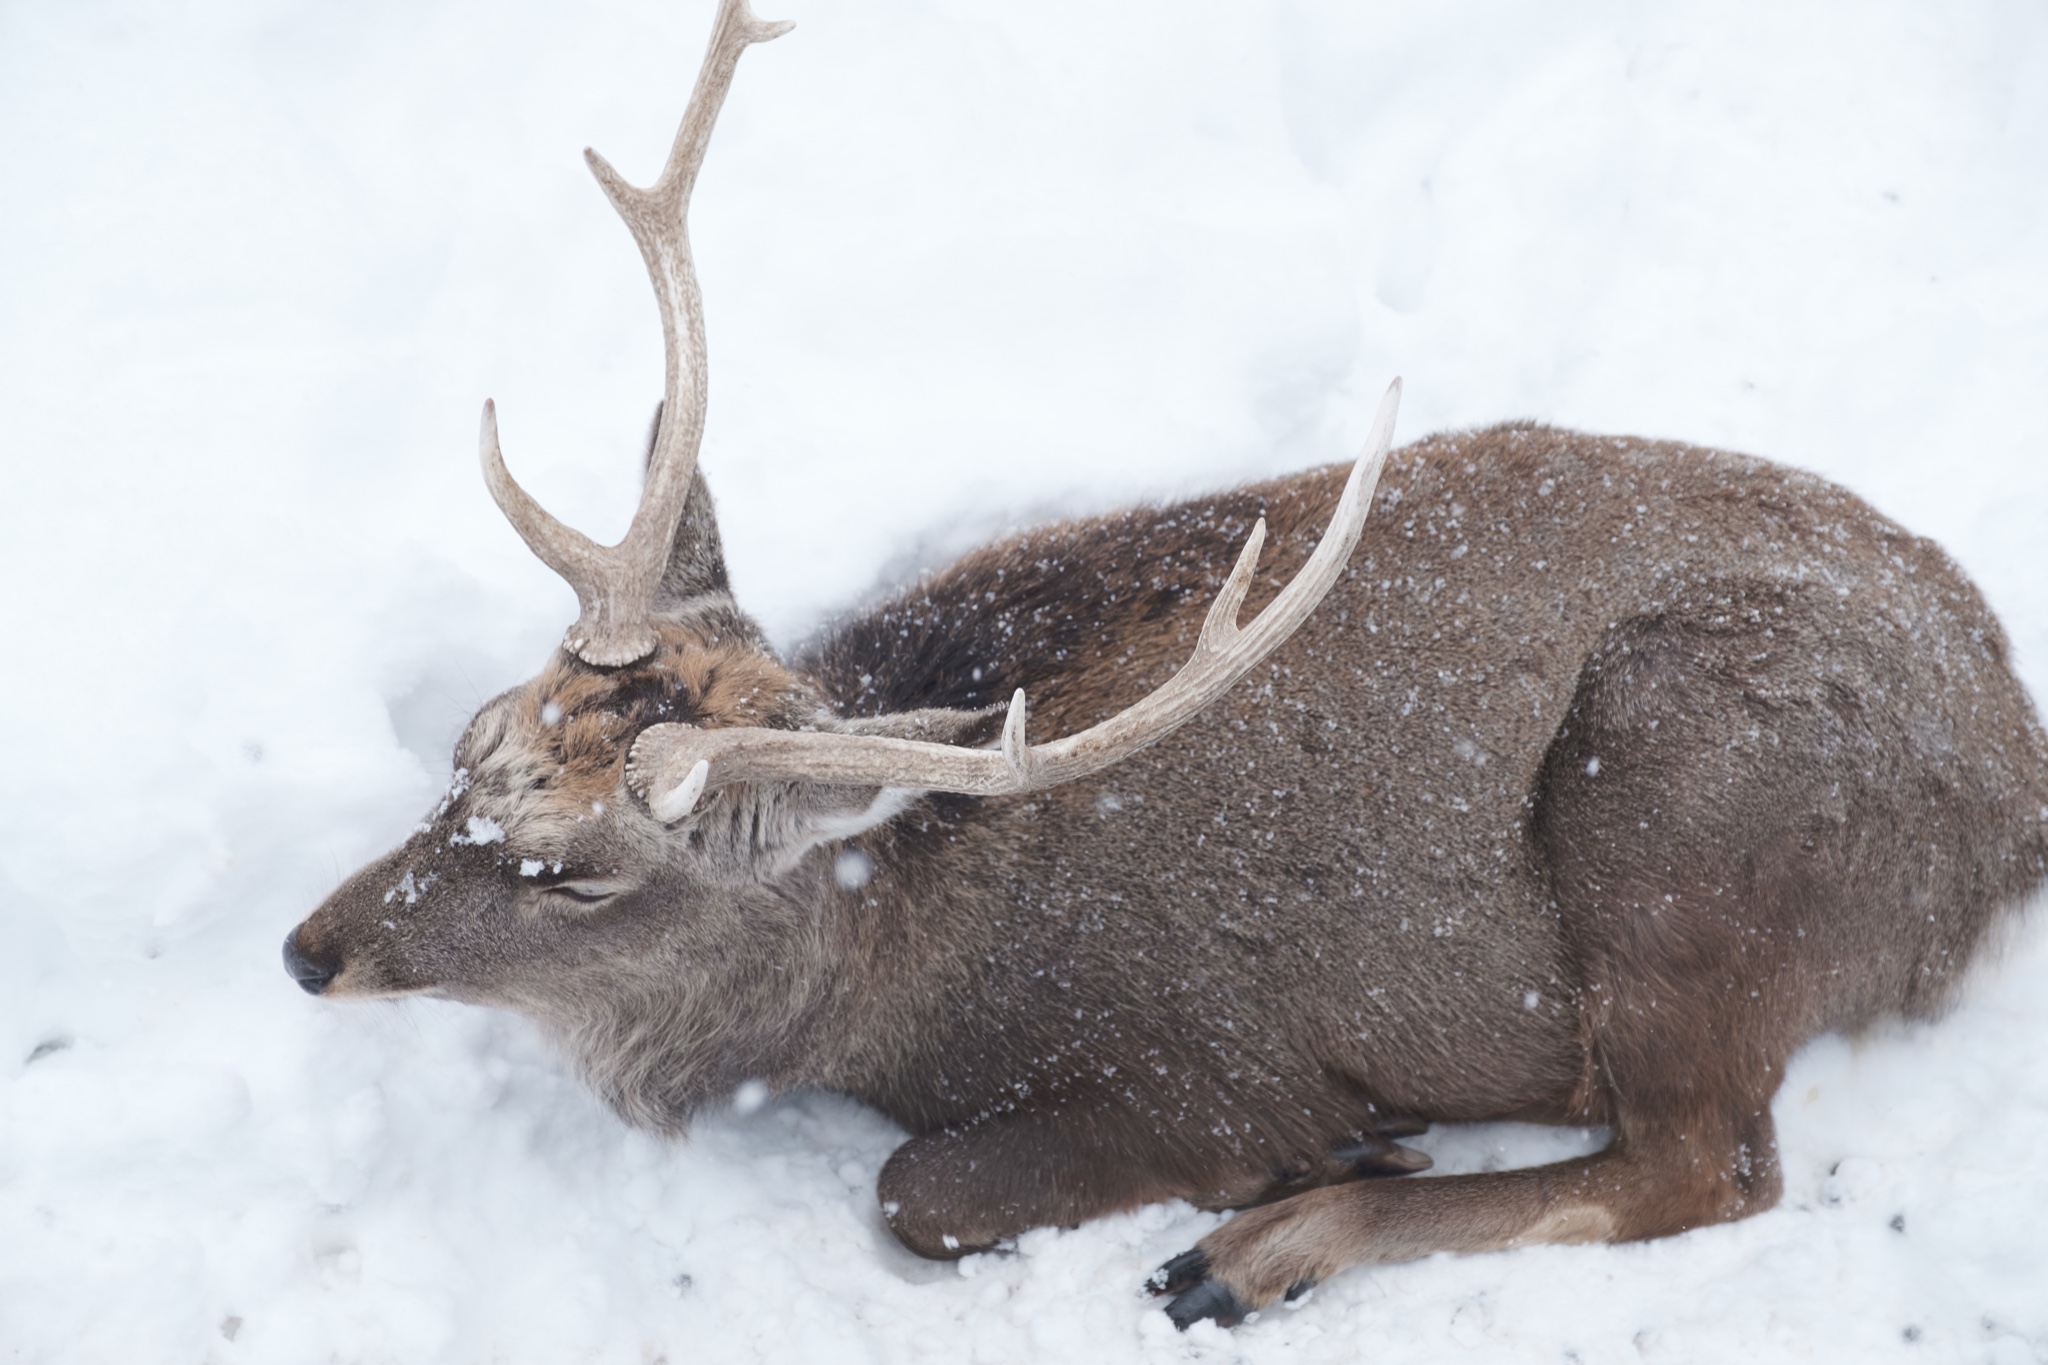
[284,0,1399,1103]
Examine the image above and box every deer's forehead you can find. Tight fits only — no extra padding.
[429,731,608,859]
[447,633,805,845]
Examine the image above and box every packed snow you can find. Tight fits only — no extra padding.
[4,0,2047,1360]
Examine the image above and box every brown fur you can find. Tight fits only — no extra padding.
[287,423,2048,1323]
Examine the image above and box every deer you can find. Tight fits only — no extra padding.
[284,0,2048,1330]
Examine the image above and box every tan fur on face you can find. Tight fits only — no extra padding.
[453,620,810,854]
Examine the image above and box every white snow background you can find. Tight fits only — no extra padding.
[3,0,2047,1360]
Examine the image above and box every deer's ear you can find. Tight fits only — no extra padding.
[655,465,732,609]
[642,404,733,613]
[777,708,1006,845]
[679,777,920,877]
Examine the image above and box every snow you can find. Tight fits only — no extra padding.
[3,0,2047,1360]
[452,815,506,847]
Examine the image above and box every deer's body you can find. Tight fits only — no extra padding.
[285,1,2048,1326]
[809,423,2040,1148]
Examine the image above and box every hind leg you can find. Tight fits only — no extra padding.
[1154,1070,1784,1326]
[1161,966,1790,1325]
[1159,602,1871,1325]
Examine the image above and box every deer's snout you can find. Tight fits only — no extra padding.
[282,924,340,995]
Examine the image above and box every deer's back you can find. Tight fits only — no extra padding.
[800,425,2048,1139]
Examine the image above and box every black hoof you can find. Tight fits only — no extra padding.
[1284,1277,1317,1302]
[1146,1248,1209,1297]
[1166,1277,1251,1330]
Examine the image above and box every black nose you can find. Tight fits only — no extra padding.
[282,926,339,995]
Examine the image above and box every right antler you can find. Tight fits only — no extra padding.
[480,0,793,668]
[627,381,1402,822]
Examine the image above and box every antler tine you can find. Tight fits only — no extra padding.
[628,379,1403,820]
[1001,689,1040,787]
[487,0,792,668]
[480,400,605,587]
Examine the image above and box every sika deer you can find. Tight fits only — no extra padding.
[283,0,2048,1328]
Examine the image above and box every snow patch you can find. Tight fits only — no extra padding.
[452,815,506,846]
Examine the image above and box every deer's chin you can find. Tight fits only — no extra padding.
[319,966,437,1002]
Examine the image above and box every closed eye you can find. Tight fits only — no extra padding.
[516,858,629,907]
[546,883,617,904]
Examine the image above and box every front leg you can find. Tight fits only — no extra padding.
[878,1112,1207,1257]
[877,1104,1417,1259]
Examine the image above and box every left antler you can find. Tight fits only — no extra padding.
[480,0,794,667]
[628,380,1402,822]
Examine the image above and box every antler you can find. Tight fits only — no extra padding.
[480,0,794,667]
[628,380,1403,822]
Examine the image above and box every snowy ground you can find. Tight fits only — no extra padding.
[4,0,2047,1360]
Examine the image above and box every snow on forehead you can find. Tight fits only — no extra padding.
[450,717,621,851]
